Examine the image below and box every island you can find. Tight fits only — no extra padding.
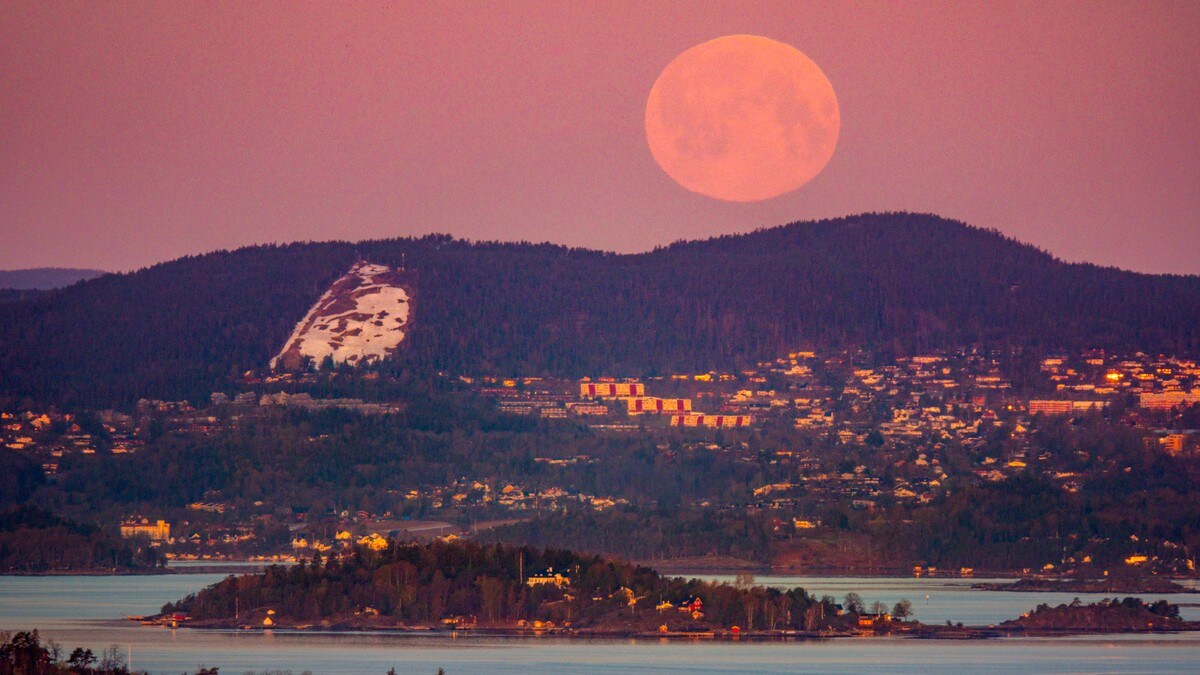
[1001,597,1187,633]
[973,576,1198,594]
[155,540,1199,639]
[159,539,857,635]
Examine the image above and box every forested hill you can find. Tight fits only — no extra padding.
[0,267,107,290]
[2,212,1198,409]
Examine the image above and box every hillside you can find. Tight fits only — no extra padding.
[0,267,107,290]
[1,213,1198,408]
[0,289,51,305]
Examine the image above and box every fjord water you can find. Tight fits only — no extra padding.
[3,571,1200,674]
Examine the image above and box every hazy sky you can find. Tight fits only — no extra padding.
[2,1,1198,274]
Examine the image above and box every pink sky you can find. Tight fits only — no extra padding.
[2,1,1197,273]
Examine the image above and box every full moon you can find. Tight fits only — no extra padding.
[645,35,840,202]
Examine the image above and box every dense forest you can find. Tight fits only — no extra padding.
[3,213,1199,409]
[0,506,164,573]
[164,539,846,632]
[0,289,49,305]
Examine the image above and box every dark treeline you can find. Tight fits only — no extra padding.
[0,506,164,573]
[165,540,844,632]
[0,630,130,675]
[3,213,1199,409]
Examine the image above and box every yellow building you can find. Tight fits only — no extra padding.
[624,397,691,414]
[580,381,644,398]
[669,414,752,428]
[1028,400,1074,415]
[1161,434,1187,455]
[120,518,171,541]
[1140,390,1200,410]
[526,569,571,588]
[357,533,390,551]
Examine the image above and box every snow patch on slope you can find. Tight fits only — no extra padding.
[271,261,410,370]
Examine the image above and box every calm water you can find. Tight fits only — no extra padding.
[2,571,1200,674]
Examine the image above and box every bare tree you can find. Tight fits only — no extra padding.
[45,638,62,663]
[99,643,126,673]
[764,595,779,630]
[742,594,758,631]
[843,592,864,614]
[804,603,825,631]
[476,576,505,624]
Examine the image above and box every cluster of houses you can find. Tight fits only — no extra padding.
[121,516,276,555]
[759,349,1198,470]
[393,476,628,512]
[290,529,383,554]
[1,408,143,475]
[469,350,1191,444]
[467,377,754,429]
[6,345,1200,567]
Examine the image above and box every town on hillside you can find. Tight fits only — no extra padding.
[3,346,1199,576]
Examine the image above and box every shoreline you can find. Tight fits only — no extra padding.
[142,621,1200,641]
[0,567,174,577]
[972,578,1200,594]
[0,561,281,577]
[7,565,1199,595]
